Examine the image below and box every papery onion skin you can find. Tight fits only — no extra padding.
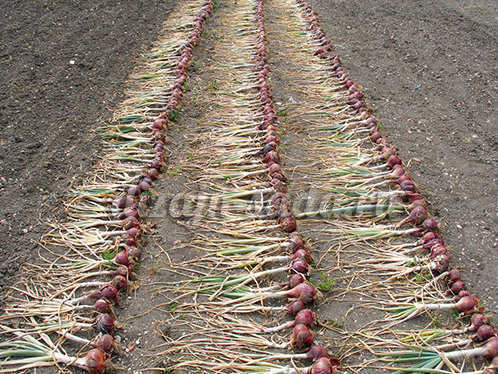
[93,299,112,314]
[286,283,317,305]
[294,309,316,329]
[92,314,115,335]
[482,337,498,359]
[422,238,443,250]
[308,357,333,374]
[290,324,314,350]
[288,233,305,253]
[431,254,450,273]
[455,290,470,301]
[466,314,491,332]
[88,284,118,302]
[292,249,313,264]
[113,196,135,209]
[114,251,130,266]
[280,216,297,232]
[110,275,127,291]
[305,345,329,360]
[93,334,115,352]
[121,216,139,230]
[398,205,428,227]
[291,259,309,275]
[84,349,109,374]
[448,280,466,295]
[110,265,130,278]
[455,295,480,313]
[447,269,461,284]
[287,300,306,316]
[473,325,497,342]
[429,244,449,259]
[421,218,438,231]
[289,273,305,288]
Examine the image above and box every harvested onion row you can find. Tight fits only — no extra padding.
[0,2,213,374]
[150,0,342,373]
[275,0,498,372]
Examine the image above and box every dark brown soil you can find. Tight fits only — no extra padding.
[1,0,497,372]
[306,0,498,307]
[0,0,178,304]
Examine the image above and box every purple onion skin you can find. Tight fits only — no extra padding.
[466,314,491,332]
[92,334,115,352]
[114,251,130,266]
[455,295,480,313]
[420,231,438,243]
[289,273,305,288]
[447,269,462,284]
[291,259,309,274]
[92,314,115,335]
[482,337,498,359]
[429,244,449,259]
[88,284,118,302]
[288,232,305,247]
[455,290,470,301]
[473,325,497,342]
[286,283,316,305]
[84,349,109,374]
[93,299,112,314]
[305,345,329,360]
[431,254,450,273]
[398,205,428,227]
[294,309,316,329]
[421,218,438,232]
[287,300,306,316]
[447,280,466,295]
[422,238,443,250]
[110,275,127,291]
[290,324,314,350]
[308,357,333,374]
[292,249,313,264]
[280,216,297,232]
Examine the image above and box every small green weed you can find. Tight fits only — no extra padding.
[329,318,345,329]
[167,163,182,176]
[103,250,117,261]
[310,271,335,292]
[430,315,442,328]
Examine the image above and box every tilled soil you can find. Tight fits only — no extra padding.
[0,0,178,303]
[1,0,497,374]
[306,0,498,306]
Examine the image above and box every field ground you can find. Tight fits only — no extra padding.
[0,0,497,373]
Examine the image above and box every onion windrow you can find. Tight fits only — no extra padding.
[0,0,215,372]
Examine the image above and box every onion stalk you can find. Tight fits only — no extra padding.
[0,330,109,374]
